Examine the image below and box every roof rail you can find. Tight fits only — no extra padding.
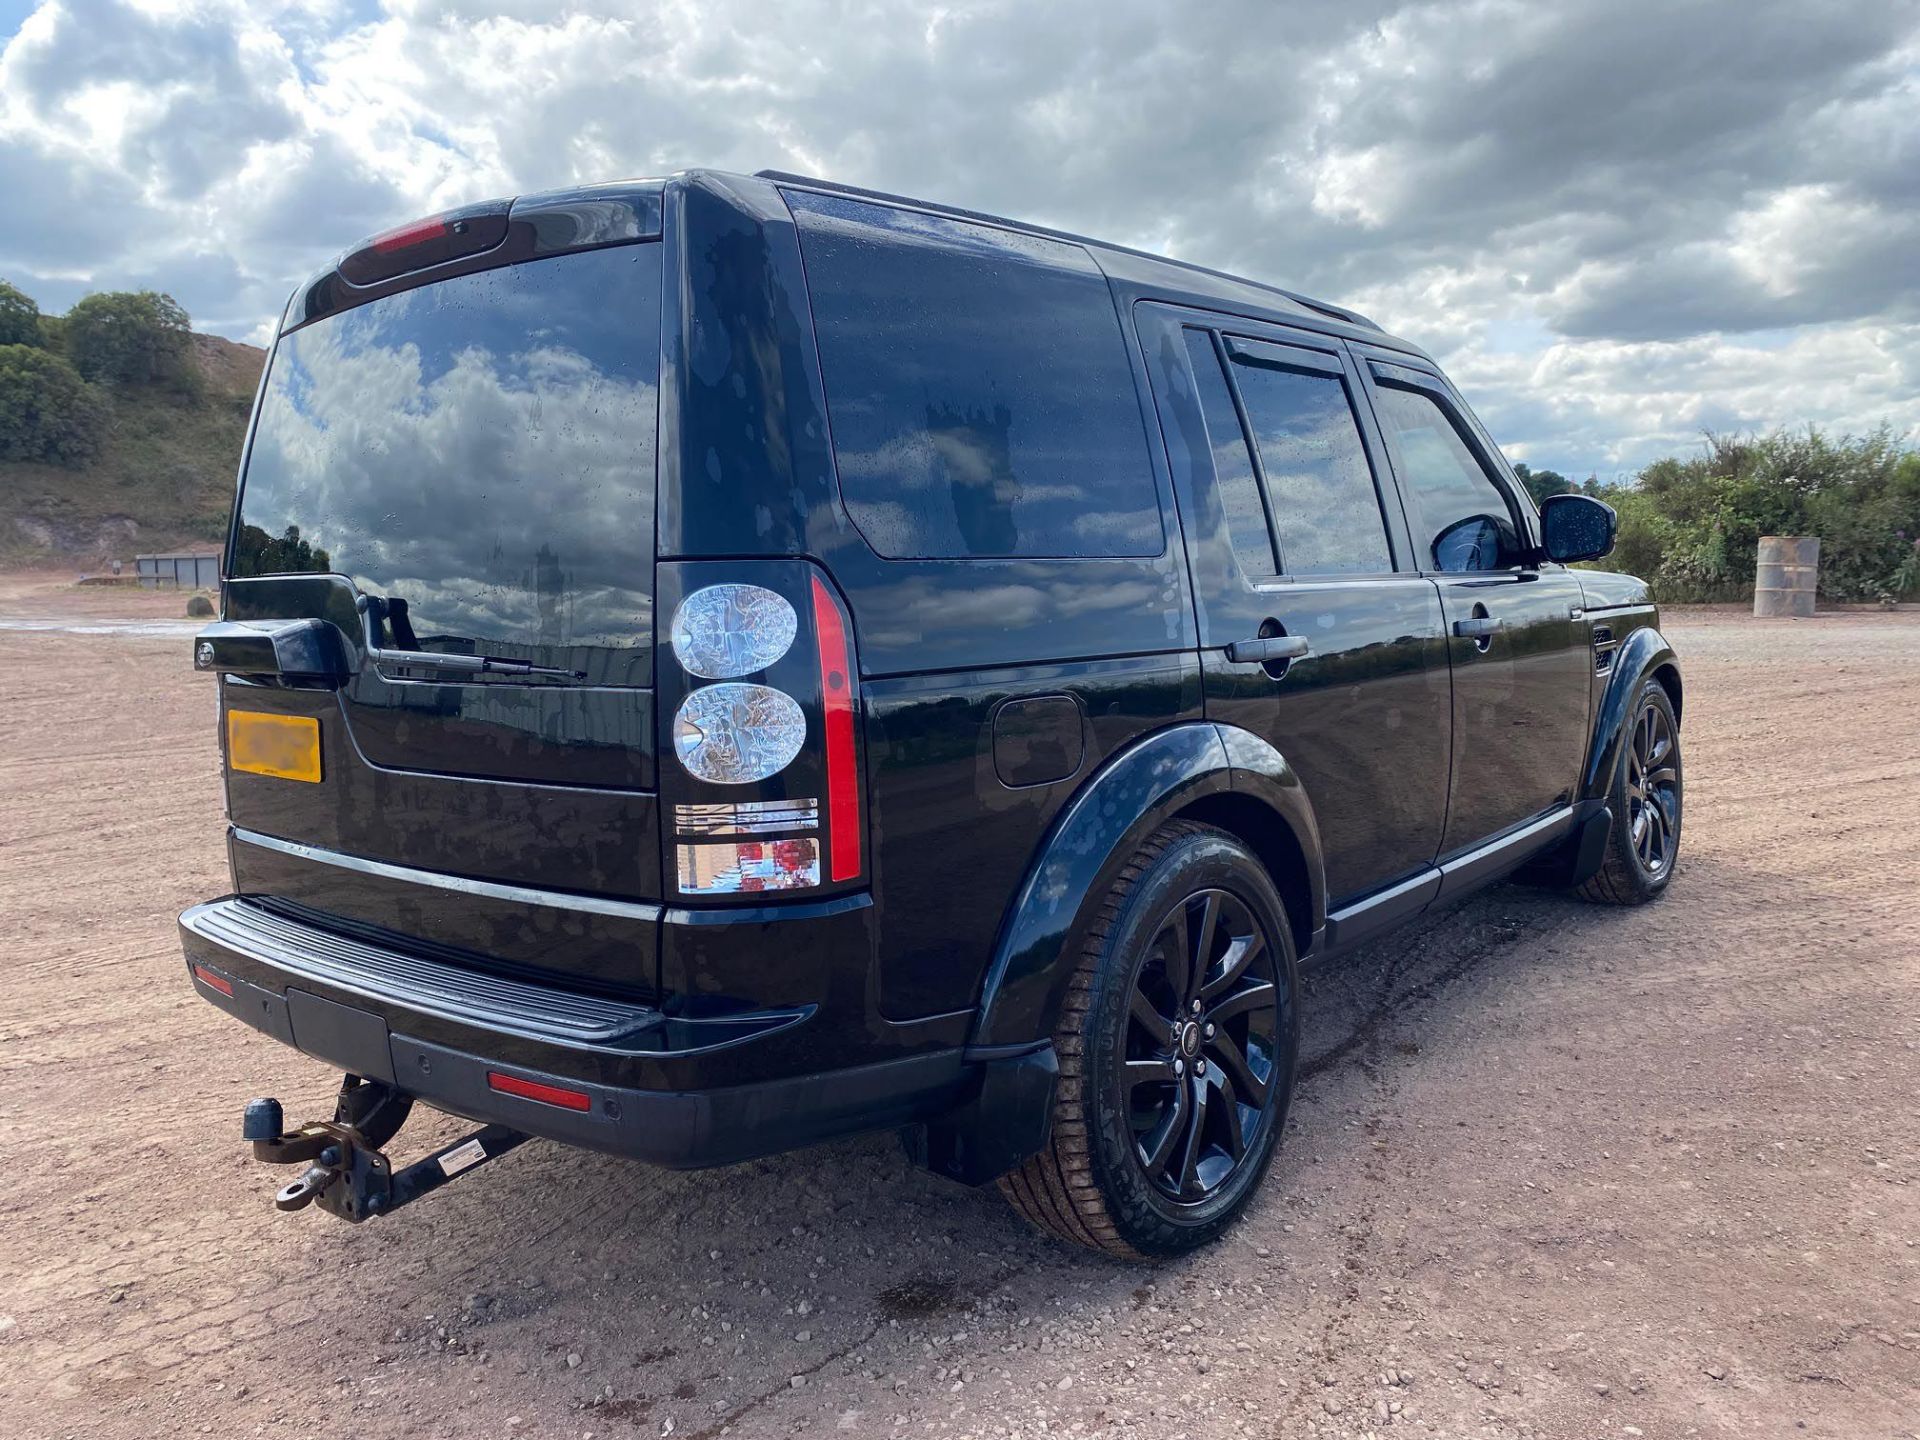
[753,169,1379,331]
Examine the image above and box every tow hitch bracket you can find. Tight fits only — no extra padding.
[244,1078,529,1222]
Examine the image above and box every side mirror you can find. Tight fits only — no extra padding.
[1540,493,1617,564]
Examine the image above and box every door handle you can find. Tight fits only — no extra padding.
[1225,634,1312,665]
[1451,617,1503,639]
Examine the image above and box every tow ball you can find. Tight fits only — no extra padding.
[244,1076,529,1222]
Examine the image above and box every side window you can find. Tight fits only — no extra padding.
[1229,352,1393,576]
[1371,383,1524,573]
[786,190,1164,560]
[1181,329,1276,579]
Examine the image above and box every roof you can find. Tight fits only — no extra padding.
[753,168,1384,336]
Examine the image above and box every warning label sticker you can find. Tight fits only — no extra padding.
[438,1137,488,1177]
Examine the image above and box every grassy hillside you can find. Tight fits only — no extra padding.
[0,331,264,564]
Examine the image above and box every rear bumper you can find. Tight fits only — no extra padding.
[181,897,973,1168]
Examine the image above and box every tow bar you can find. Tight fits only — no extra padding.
[244,1076,530,1222]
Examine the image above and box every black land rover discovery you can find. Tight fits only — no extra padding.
[183,170,1682,1256]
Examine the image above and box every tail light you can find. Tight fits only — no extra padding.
[811,574,861,883]
[666,563,863,898]
[672,683,807,784]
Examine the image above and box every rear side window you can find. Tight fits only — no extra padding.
[233,245,661,682]
[1182,328,1276,579]
[1229,351,1392,576]
[1371,383,1524,573]
[787,190,1163,559]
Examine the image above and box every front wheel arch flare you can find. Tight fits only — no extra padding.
[1582,627,1682,803]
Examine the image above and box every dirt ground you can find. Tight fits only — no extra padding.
[0,572,1914,1440]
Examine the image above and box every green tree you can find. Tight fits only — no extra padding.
[0,343,106,466]
[0,281,42,349]
[63,289,197,389]
[232,523,332,575]
[1510,461,1575,506]
[1599,427,1920,602]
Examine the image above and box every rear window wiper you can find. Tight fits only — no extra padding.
[371,648,587,681]
[355,594,586,681]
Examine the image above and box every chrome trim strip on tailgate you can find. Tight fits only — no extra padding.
[231,827,661,923]
[182,897,659,1045]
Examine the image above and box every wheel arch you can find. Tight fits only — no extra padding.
[1582,626,1683,802]
[1652,659,1683,725]
[968,721,1325,1049]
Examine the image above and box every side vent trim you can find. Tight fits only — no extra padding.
[1592,624,1618,675]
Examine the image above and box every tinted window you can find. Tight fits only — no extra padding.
[1230,355,1392,576]
[234,245,661,682]
[1182,329,1275,578]
[788,191,1163,559]
[1371,384,1523,573]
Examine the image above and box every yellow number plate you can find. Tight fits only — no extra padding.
[227,711,322,783]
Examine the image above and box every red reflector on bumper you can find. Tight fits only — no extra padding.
[192,963,233,996]
[487,1071,592,1112]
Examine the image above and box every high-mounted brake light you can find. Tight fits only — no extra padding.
[370,216,454,253]
[811,575,862,882]
[337,202,511,287]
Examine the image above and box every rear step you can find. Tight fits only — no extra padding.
[182,898,659,1046]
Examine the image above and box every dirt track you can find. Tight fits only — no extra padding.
[0,574,1915,1440]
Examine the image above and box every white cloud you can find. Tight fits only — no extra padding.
[0,0,1915,474]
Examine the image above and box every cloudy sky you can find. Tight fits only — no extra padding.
[1,0,1915,477]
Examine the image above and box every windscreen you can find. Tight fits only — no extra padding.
[233,243,662,684]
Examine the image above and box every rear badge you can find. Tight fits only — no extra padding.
[677,838,820,895]
[227,711,322,783]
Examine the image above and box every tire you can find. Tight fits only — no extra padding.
[998,821,1300,1258]
[1577,677,1683,905]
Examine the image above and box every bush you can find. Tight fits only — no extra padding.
[232,523,331,575]
[64,290,197,390]
[0,344,105,466]
[1592,428,1920,603]
[0,281,42,349]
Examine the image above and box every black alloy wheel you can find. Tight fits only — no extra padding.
[1624,698,1680,877]
[1125,887,1280,1203]
[1577,677,1683,905]
[999,821,1299,1257]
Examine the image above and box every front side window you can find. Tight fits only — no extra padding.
[788,190,1164,560]
[1371,384,1524,573]
[1230,355,1392,576]
[233,244,661,682]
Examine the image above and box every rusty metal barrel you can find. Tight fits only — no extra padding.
[1753,535,1820,618]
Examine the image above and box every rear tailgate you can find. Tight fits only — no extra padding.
[217,194,665,999]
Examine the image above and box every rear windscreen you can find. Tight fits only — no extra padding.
[233,244,661,684]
